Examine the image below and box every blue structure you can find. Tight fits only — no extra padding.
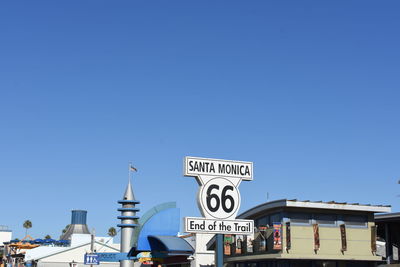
[134,202,180,251]
[60,210,90,240]
[96,253,135,262]
[96,201,193,265]
[71,210,87,224]
[84,253,100,265]
[128,201,194,260]
[147,235,194,255]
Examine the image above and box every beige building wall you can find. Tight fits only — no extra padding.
[281,221,381,261]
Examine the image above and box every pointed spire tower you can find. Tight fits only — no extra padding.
[118,167,140,267]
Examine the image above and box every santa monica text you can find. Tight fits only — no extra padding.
[185,157,253,180]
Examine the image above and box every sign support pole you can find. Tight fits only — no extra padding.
[215,234,224,267]
[90,230,94,267]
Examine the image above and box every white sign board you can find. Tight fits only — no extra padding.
[184,157,253,180]
[183,156,254,235]
[185,217,254,235]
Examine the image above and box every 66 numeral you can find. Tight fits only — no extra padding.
[206,184,235,213]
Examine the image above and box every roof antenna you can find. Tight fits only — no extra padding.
[267,192,269,202]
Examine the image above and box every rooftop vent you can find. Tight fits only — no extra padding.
[60,210,90,240]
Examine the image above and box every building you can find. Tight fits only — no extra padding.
[25,234,119,267]
[22,179,195,267]
[23,210,119,267]
[60,210,91,240]
[374,212,400,265]
[0,226,12,246]
[183,233,215,267]
[130,202,194,267]
[0,225,12,264]
[220,199,390,267]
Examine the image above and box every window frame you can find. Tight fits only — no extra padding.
[313,213,338,227]
[288,212,312,226]
[342,215,368,228]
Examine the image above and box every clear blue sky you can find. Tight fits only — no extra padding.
[1,1,400,240]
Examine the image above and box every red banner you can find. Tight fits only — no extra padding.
[313,224,320,251]
[286,222,291,250]
[224,235,232,255]
[371,226,377,253]
[273,223,282,250]
[340,224,347,252]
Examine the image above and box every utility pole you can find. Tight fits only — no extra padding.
[90,228,95,267]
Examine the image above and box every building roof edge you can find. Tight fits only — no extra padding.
[238,199,391,219]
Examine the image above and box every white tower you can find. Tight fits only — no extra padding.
[118,179,139,267]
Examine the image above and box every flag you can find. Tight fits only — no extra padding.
[130,166,137,172]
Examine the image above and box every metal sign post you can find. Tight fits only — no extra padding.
[183,157,254,267]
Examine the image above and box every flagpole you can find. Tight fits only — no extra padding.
[128,161,132,183]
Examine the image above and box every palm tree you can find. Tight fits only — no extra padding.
[62,224,70,234]
[44,235,51,239]
[23,220,32,236]
[108,227,117,237]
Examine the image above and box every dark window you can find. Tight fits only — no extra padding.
[314,261,337,267]
[314,214,337,226]
[289,213,311,224]
[270,213,282,224]
[344,215,367,227]
[256,216,268,227]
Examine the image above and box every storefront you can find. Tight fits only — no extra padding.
[214,199,390,267]
[374,212,400,264]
